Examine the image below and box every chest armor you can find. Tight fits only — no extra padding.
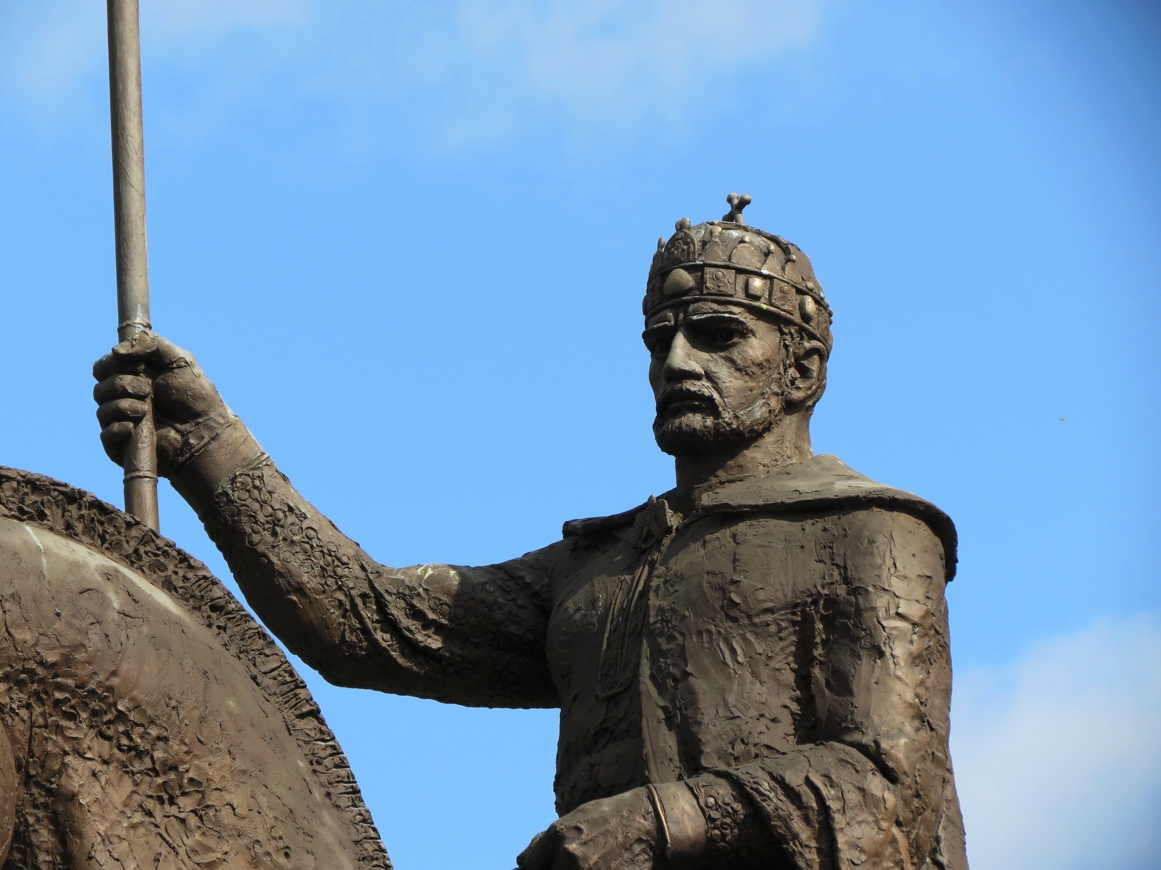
[546,499,847,814]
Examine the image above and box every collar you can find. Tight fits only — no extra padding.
[563,454,957,581]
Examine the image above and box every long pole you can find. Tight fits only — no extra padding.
[107,0,159,531]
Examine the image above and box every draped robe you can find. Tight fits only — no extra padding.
[201,453,968,869]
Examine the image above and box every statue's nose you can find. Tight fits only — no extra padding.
[662,331,704,381]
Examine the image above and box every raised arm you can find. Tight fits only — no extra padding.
[93,333,558,708]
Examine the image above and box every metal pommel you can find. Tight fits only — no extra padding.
[644,194,833,353]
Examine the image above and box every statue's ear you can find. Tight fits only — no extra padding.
[786,340,827,409]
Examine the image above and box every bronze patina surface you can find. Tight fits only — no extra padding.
[94,194,968,869]
[0,468,391,869]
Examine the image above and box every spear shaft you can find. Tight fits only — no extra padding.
[107,0,159,531]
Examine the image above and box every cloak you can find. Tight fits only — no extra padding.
[198,453,969,869]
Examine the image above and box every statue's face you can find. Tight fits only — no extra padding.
[644,300,787,457]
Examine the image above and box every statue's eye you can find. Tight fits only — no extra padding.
[692,322,744,346]
[712,327,742,344]
[643,329,673,355]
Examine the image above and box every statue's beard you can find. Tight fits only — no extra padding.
[653,381,781,457]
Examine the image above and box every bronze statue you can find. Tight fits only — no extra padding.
[0,468,391,869]
[93,194,968,869]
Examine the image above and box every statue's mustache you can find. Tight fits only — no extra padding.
[655,383,722,417]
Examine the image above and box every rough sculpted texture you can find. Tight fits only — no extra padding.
[87,193,970,869]
[201,456,557,709]
[199,454,968,869]
[684,776,765,866]
[0,467,391,869]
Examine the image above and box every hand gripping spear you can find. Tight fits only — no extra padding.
[106,0,159,530]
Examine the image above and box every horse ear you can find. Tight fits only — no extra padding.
[0,723,16,866]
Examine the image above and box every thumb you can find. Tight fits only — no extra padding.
[115,331,193,371]
[94,332,195,381]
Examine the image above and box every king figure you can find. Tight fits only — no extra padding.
[94,195,969,870]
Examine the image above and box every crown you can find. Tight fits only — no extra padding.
[644,193,833,351]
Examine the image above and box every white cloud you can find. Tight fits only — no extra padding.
[145,0,308,36]
[0,0,303,122]
[0,0,824,147]
[419,0,820,130]
[0,4,104,104]
[952,616,1161,870]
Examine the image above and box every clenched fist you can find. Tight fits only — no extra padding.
[517,788,659,870]
[92,332,261,508]
[516,782,708,870]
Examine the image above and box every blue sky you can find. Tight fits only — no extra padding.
[1,1,1158,868]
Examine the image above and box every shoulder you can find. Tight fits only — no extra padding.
[561,501,649,539]
[698,455,958,581]
[832,506,950,584]
[556,456,957,581]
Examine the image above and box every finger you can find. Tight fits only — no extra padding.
[93,374,152,404]
[99,422,134,467]
[92,332,192,380]
[96,399,149,429]
[99,420,134,451]
[93,344,151,380]
[92,350,127,381]
[119,332,193,372]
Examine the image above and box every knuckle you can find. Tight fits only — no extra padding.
[99,423,131,445]
[117,375,151,398]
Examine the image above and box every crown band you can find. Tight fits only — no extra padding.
[649,260,827,306]
[645,296,831,347]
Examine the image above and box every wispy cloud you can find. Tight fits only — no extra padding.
[0,0,823,147]
[952,616,1161,870]
[0,4,104,104]
[0,1,302,86]
[147,0,308,36]
[353,0,824,143]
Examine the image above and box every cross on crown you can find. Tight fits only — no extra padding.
[723,192,752,224]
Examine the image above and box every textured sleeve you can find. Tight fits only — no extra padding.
[682,509,967,870]
[199,456,559,708]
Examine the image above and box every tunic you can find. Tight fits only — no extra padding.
[200,453,969,869]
